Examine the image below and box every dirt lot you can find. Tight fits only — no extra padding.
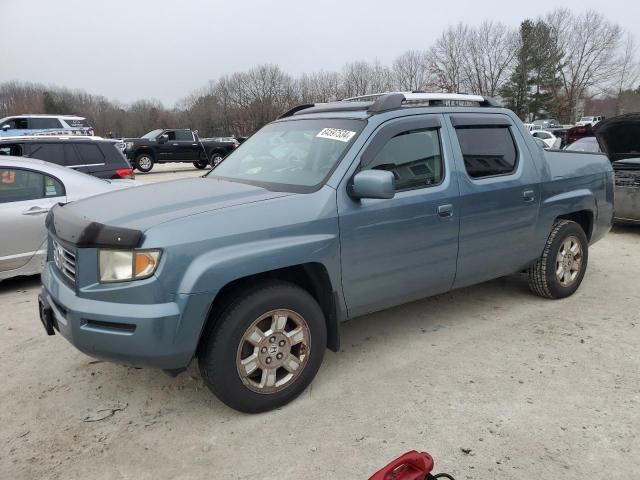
[1,166,639,479]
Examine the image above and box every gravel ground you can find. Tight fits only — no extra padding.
[1,165,638,479]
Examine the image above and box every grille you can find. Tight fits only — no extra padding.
[52,240,76,283]
[615,171,640,188]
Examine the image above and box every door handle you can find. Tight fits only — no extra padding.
[437,204,453,218]
[522,190,535,202]
[172,143,179,146]
[22,206,49,216]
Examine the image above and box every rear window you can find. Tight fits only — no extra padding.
[30,118,63,129]
[74,143,105,164]
[455,127,518,178]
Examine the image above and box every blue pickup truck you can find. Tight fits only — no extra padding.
[39,93,614,412]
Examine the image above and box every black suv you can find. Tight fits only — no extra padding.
[123,129,238,172]
[0,137,134,179]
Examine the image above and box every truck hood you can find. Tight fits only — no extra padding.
[56,177,294,234]
[594,114,640,162]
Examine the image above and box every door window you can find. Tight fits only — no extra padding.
[363,129,443,191]
[30,118,63,129]
[164,131,176,140]
[175,130,194,141]
[28,143,65,165]
[2,118,29,129]
[0,144,23,156]
[0,169,64,203]
[455,127,518,179]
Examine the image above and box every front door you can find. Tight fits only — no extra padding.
[445,114,541,288]
[0,167,65,272]
[338,115,460,318]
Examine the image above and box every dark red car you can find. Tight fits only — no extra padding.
[566,124,594,145]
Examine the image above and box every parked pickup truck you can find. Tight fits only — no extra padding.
[123,129,238,172]
[39,92,614,413]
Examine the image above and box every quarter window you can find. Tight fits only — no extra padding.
[0,169,64,203]
[455,127,518,178]
[74,143,105,165]
[363,129,443,191]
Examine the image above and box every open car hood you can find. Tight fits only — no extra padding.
[594,114,640,162]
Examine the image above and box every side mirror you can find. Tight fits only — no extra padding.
[1,124,10,131]
[158,134,168,144]
[349,170,395,200]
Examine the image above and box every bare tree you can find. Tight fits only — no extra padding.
[392,50,431,91]
[547,9,623,122]
[427,23,470,92]
[611,32,640,114]
[463,21,517,96]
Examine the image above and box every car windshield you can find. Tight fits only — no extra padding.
[565,138,600,152]
[580,117,594,122]
[207,118,365,191]
[141,129,163,139]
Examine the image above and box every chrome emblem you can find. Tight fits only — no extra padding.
[53,243,64,271]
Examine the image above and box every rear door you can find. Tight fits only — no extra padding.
[0,167,65,272]
[174,130,200,160]
[446,114,541,288]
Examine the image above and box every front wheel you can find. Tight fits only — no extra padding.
[198,281,327,413]
[134,153,154,173]
[528,220,589,299]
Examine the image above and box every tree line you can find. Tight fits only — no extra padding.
[1,8,638,138]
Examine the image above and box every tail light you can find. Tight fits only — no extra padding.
[115,168,135,179]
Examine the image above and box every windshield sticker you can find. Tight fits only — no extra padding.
[316,128,356,143]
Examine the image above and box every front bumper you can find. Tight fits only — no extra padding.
[40,262,211,369]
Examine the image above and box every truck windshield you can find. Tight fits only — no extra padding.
[142,129,163,139]
[208,118,364,191]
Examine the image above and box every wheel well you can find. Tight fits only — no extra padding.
[198,263,340,354]
[134,148,155,160]
[557,210,593,240]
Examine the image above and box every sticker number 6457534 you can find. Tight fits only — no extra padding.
[316,127,356,142]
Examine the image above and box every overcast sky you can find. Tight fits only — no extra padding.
[1,0,639,107]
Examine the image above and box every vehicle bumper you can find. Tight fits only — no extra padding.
[40,262,211,369]
[614,186,640,223]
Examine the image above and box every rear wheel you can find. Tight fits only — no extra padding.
[135,153,154,173]
[198,281,326,413]
[193,160,209,169]
[210,153,224,167]
[528,220,589,299]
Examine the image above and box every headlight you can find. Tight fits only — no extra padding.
[125,141,134,151]
[98,249,162,283]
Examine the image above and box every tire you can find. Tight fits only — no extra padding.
[210,153,224,167]
[198,281,327,413]
[193,160,208,169]
[528,220,589,299]
[134,153,154,173]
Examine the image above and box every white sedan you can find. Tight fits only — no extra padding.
[531,130,561,149]
[0,157,137,281]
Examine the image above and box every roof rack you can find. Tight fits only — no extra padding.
[278,91,502,119]
[343,92,502,110]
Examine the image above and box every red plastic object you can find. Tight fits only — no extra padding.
[368,451,434,480]
[115,168,135,179]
